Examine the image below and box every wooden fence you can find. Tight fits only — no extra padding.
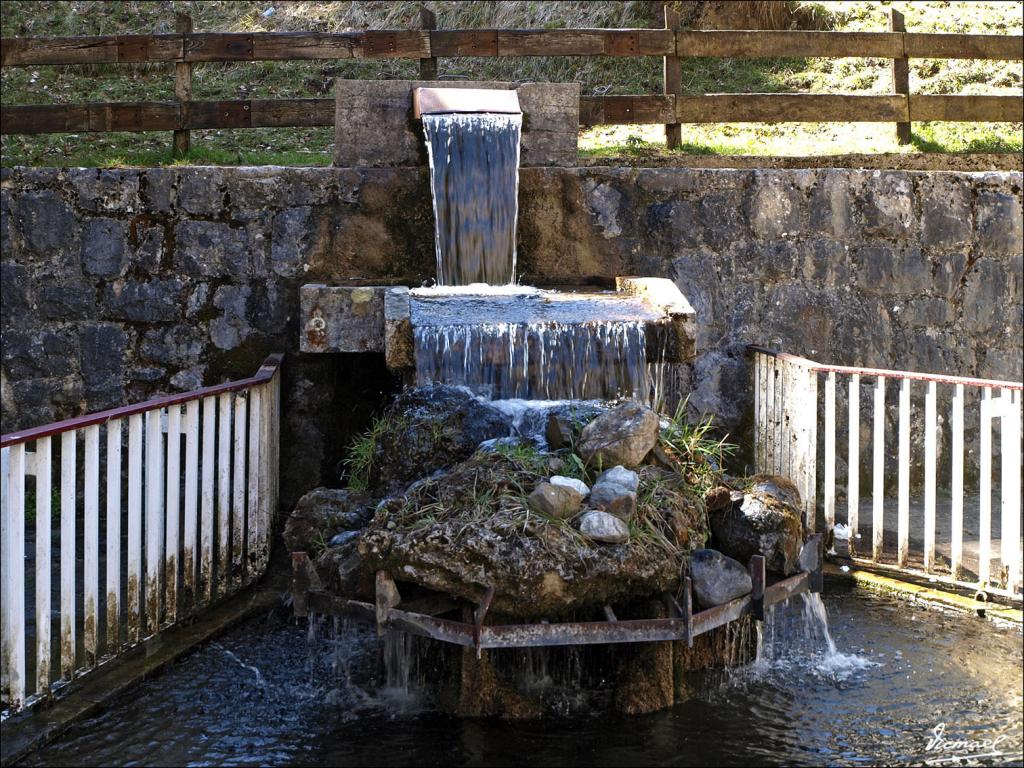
[1,8,1022,154]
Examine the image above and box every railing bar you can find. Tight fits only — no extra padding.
[824,371,836,540]
[950,384,965,580]
[60,430,76,680]
[804,368,818,532]
[872,376,885,562]
[999,387,1020,592]
[232,394,247,590]
[259,381,272,573]
[924,381,938,572]
[105,421,121,654]
[746,346,1023,390]
[164,405,180,624]
[35,436,52,693]
[200,396,216,604]
[1,355,283,448]
[897,377,911,568]
[2,444,26,706]
[127,414,143,643]
[217,394,232,597]
[83,424,100,667]
[247,388,261,582]
[848,374,860,556]
[979,388,993,588]
[183,401,199,607]
[144,409,164,638]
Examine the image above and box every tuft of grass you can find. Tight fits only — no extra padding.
[658,396,736,495]
[343,413,406,492]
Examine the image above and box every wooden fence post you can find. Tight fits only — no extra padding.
[419,6,437,80]
[889,8,911,145]
[173,12,192,158]
[663,4,682,149]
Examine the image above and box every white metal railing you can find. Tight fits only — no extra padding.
[0,355,282,713]
[751,346,1022,601]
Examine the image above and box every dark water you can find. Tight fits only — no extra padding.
[423,113,521,286]
[26,584,1024,767]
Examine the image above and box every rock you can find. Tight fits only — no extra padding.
[748,474,802,509]
[704,486,733,513]
[595,465,639,493]
[314,538,363,597]
[283,487,375,553]
[708,484,803,575]
[357,384,512,495]
[798,537,821,573]
[329,530,361,548]
[528,482,583,520]
[689,549,752,608]
[549,475,589,496]
[542,403,608,449]
[579,510,630,544]
[588,482,638,522]
[578,401,660,468]
[360,452,689,618]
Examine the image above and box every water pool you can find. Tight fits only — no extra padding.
[25,583,1024,767]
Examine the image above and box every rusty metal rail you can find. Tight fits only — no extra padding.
[291,534,823,654]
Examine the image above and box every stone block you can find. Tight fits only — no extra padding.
[271,207,315,277]
[82,218,127,277]
[79,323,128,397]
[334,79,579,167]
[176,167,225,215]
[174,220,252,277]
[70,169,141,213]
[211,284,254,351]
[921,176,971,248]
[809,169,852,239]
[975,191,1023,257]
[38,281,96,320]
[299,284,384,353]
[748,170,804,240]
[104,278,185,322]
[859,171,914,238]
[10,190,76,256]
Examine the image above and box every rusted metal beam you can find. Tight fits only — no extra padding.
[750,555,766,621]
[603,605,618,622]
[474,586,495,658]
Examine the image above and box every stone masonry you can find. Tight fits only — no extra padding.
[1,165,1021,502]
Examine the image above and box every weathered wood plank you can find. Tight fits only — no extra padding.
[909,94,1024,122]
[890,9,911,144]
[116,33,182,62]
[250,98,333,127]
[429,30,498,57]
[676,94,908,123]
[184,33,253,62]
[1,36,119,65]
[905,32,1024,60]
[251,32,360,60]
[88,102,179,132]
[361,30,430,58]
[677,30,904,58]
[494,29,673,56]
[0,104,90,134]
[185,100,251,129]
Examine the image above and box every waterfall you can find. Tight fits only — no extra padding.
[423,112,522,286]
[413,320,651,401]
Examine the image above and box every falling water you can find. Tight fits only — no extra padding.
[423,112,522,286]
[413,321,651,400]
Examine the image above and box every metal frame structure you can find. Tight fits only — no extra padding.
[292,534,823,656]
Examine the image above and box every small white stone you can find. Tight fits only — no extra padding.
[594,465,639,493]
[550,475,589,496]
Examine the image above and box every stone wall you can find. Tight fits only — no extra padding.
[2,165,1021,503]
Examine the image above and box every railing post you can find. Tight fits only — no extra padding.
[889,8,911,144]
[419,6,437,80]
[173,12,193,159]
[663,5,682,150]
[847,374,860,557]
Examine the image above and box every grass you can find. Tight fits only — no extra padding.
[1,1,1019,165]
[658,397,736,496]
[343,412,407,492]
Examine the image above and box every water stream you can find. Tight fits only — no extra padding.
[423,112,522,286]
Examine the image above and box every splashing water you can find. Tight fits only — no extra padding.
[423,112,522,286]
[414,321,651,401]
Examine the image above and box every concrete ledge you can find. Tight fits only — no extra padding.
[824,563,1023,626]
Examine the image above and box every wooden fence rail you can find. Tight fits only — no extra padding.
[1,20,1022,149]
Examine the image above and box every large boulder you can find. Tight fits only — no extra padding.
[577,401,660,468]
[689,549,752,608]
[360,449,708,618]
[542,402,609,450]
[283,487,375,553]
[352,385,512,495]
[706,475,803,575]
